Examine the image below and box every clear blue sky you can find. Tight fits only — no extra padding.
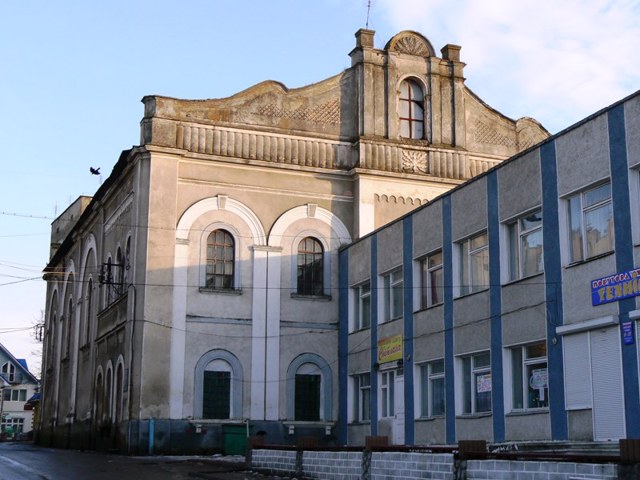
[2,0,639,374]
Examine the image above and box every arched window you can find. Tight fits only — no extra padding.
[65,297,73,358]
[206,229,235,289]
[399,79,425,139]
[95,371,104,423]
[105,367,113,422]
[1,362,15,383]
[297,237,323,295]
[115,363,124,423]
[287,353,333,422]
[295,363,321,421]
[116,247,124,294]
[85,279,93,345]
[194,350,243,420]
[202,359,232,419]
[123,237,131,286]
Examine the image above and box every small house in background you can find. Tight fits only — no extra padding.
[0,343,40,439]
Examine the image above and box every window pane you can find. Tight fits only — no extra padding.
[420,366,429,417]
[400,120,410,137]
[584,203,613,257]
[392,280,403,319]
[409,81,424,101]
[475,372,492,413]
[584,183,611,208]
[431,360,444,374]
[412,121,424,139]
[399,99,410,117]
[295,374,321,421]
[508,223,518,281]
[430,267,443,305]
[362,386,371,421]
[19,390,26,402]
[521,228,543,277]
[526,343,546,359]
[569,196,583,262]
[362,295,371,328]
[431,377,445,416]
[470,248,489,292]
[470,233,487,250]
[512,348,523,409]
[202,371,230,419]
[460,242,469,296]
[429,252,443,269]
[526,363,549,408]
[462,357,471,413]
[475,353,491,368]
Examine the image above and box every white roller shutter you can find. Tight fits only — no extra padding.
[563,332,592,409]
[590,327,625,441]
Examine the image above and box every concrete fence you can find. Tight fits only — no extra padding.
[248,438,632,480]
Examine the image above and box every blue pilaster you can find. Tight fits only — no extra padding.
[442,196,456,444]
[370,235,379,435]
[540,141,568,440]
[608,104,640,438]
[403,216,415,444]
[487,172,505,441]
[338,248,349,444]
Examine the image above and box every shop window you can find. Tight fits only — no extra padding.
[512,342,548,410]
[399,79,425,139]
[458,232,489,296]
[568,182,614,263]
[353,282,371,331]
[460,352,491,414]
[419,360,445,417]
[297,237,324,295]
[205,229,235,289]
[421,251,443,308]
[382,269,403,322]
[507,210,543,281]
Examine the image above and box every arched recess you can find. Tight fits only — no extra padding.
[193,349,244,419]
[176,195,267,245]
[268,205,351,248]
[286,352,333,421]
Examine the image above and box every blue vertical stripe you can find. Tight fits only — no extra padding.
[338,248,349,444]
[540,141,568,440]
[608,105,640,438]
[370,235,379,435]
[487,172,505,441]
[442,196,456,444]
[403,216,415,444]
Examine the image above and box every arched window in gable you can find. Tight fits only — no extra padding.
[205,229,235,289]
[399,79,425,139]
[297,237,323,295]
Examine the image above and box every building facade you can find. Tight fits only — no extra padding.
[0,343,39,438]
[339,89,640,447]
[40,29,545,453]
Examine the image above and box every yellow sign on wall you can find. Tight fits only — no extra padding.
[378,334,403,363]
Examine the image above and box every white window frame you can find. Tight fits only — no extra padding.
[352,282,371,331]
[510,342,548,411]
[380,370,395,418]
[421,251,443,308]
[458,232,489,296]
[1,362,15,382]
[567,182,614,263]
[382,268,403,322]
[353,373,371,422]
[459,352,492,415]
[419,360,445,418]
[506,210,543,281]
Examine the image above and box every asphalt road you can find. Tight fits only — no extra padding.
[0,442,286,480]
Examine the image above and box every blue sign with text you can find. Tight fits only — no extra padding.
[591,268,640,306]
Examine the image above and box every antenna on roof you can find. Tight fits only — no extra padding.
[365,0,372,29]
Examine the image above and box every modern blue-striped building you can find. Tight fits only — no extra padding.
[339,89,640,446]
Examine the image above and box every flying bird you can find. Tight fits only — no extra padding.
[90,167,101,175]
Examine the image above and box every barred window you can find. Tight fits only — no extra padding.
[206,229,235,289]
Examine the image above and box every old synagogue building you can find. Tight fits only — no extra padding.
[40,29,548,452]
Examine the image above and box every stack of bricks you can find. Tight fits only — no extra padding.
[370,452,455,480]
[302,451,362,480]
[465,459,617,479]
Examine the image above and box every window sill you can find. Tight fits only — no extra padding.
[565,250,614,269]
[349,420,371,426]
[506,408,549,417]
[199,287,242,295]
[454,288,489,300]
[416,415,445,422]
[456,412,492,419]
[414,302,443,314]
[290,293,332,301]
[503,271,544,287]
[349,326,371,334]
